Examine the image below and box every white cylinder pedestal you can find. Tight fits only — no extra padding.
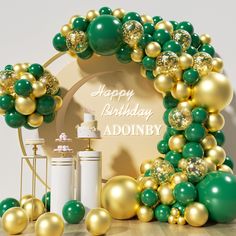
[78,151,101,214]
[51,157,73,218]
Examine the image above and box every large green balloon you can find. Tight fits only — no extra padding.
[14,79,33,97]
[5,110,26,128]
[62,200,85,224]
[154,204,170,222]
[37,95,56,115]
[0,94,14,111]
[87,15,122,56]
[141,188,159,207]
[197,171,236,223]
[0,198,20,217]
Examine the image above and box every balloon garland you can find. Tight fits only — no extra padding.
[0,5,236,235]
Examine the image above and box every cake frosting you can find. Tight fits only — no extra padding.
[54,133,73,154]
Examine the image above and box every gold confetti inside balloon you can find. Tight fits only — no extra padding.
[2,207,28,235]
[66,30,88,53]
[35,212,64,236]
[173,29,191,51]
[15,96,36,115]
[168,108,193,130]
[138,176,158,191]
[0,70,17,94]
[136,206,154,222]
[184,202,208,227]
[155,51,179,75]
[0,85,6,96]
[20,194,33,207]
[122,20,144,47]
[193,52,213,76]
[39,71,59,95]
[101,176,139,219]
[158,183,175,205]
[186,157,207,183]
[151,160,175,183]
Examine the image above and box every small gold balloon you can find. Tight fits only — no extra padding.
[140,160,153,174]
[192,72,233,113]
[15,96,36,115]
[158,183,175,205]
[171,208,180,217]
[2,207,28,235]
[179,53,193,70]
[22,198,45,221]
[0,108,5,115]
[101,176,139,219]
[170,172,188,187]
[168,215,176,224]
[212,57,224,72]
[171,81,191,101]
[137,175,144,183]
[20,72,36,83]
[177,101,194,111]
[32,81,47,97]
[206,113,225,132]
[141,15,154,24]
[20,194,33,207]
[184,202,209,227]
[113,8,125,19]
[131,48,144,62]
[173,69,183,81]
[177,216,186,225]
[168,134,186,152]
[35,212,64,236]
[69,15,79,25]
[173,30,192,51]
[28,113,44,128]
[200,34,212,44]
[154,74,174,94]
[193,52,213,76]
[145,42,161,58]
[201,134,217,150]
[60,24,71,37]
[39,71,59,95]
[136,206,154,222]
[206,146,226,166]
[85,208,111,236]
[138,177,158,191]
[86,10,99,21]
[54,96,63,111]
[155,20,173,34]
[203,157,217,172]
[13,63,28,74]
[66,30,88,53]
[178,158,188,170]
[140,66,147,78]
[218,164,233,174]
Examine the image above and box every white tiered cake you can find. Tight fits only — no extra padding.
[76,113,101,139]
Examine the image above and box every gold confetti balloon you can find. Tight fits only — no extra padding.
[173,29,192,51]
[66,30,88,53]
[168,108,193,130]
[122,20,144,47]
[151,159,175,183]
[193,52,213,76]
[39,71,59,95]
[0,70,17,94]
[137,206,154,222]
[186,157,207,183]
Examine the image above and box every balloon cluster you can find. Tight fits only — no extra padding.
[0,63,63,129]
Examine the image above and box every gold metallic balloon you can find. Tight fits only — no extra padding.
[184,202,209,227]
[178,158,188,170]
[154,74,174,93]
[212,57,223,72]
[173,69,183,81]
[39,71,59,95]
[138,177,158,191]
[101,176,139,219]
[168,215,176,224]
[177,216,186,225]
[2,207,28,235]
[137,175,144,183]
[66,30,88,53]
[86,10,99,21]
[69,15,79,25]
[200,34,212,44]
[171,208,180,217]
[173,30,192,51]
[140,66,147,78]
[35,212,64,236]
[192,72,233,113]
[113,8,125,19]
[206,146,226,166]
[145,42,161,58]
[141,15,154,24]
[15,96,36,115]
[155,20,173,34]
[171,81,191,101]
[179,53,193,70]
[85,208,111,236]
[158,183,175,205]
[136,206,154,222]
[22,198,45,221]
[13,63,28,74]
[206,113,225,132]
[20,194,33,207]
[193,52,213,76]
[32,81,47,97]
[0,108,5,115]
[218,164,233,174]
[201,134,217,150]
[140,160,153,174]
[177,101,194,111]
[54,96,63,111]
[131,48,144,62]
[20,72,36,83]
[28,113,44,128]
[170,172,188,187]
[60,24,71,37]
[203,157,217,172]
[122,20,144,47]
[168,134,186,152]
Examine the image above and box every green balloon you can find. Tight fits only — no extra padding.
[42,192,51,212]
[5,110,26,128]
[172,202,185,216]
[157,140,170,154]
[87,15,122,56]
[154,204,171,222]
[43,113,55,123]
[73,17,89,31]
[62,200,85,224]
[122,12,142,23]
[0,198,20,217]
[165,151,182,168]
[182,142,204,158]
[163,93,178,109]
[191,107,208,123]
[141,189,159,207]
[184,123,206,142]
[197,172,236,223]
[176,21,194,35]
[116,44,132,64]
[224,156,234,170]
[37,95,56,115]
[142,56,156,70]
[14,79,33,97]
[163,40,182,56]
[163,108,172,126]
[0,94,14,111]
[24,123,37,130]
[77,47,93,60]
[211,130,225,146]
[173,182,197,205]
[53,33,68,52]
[28,64,44,79]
